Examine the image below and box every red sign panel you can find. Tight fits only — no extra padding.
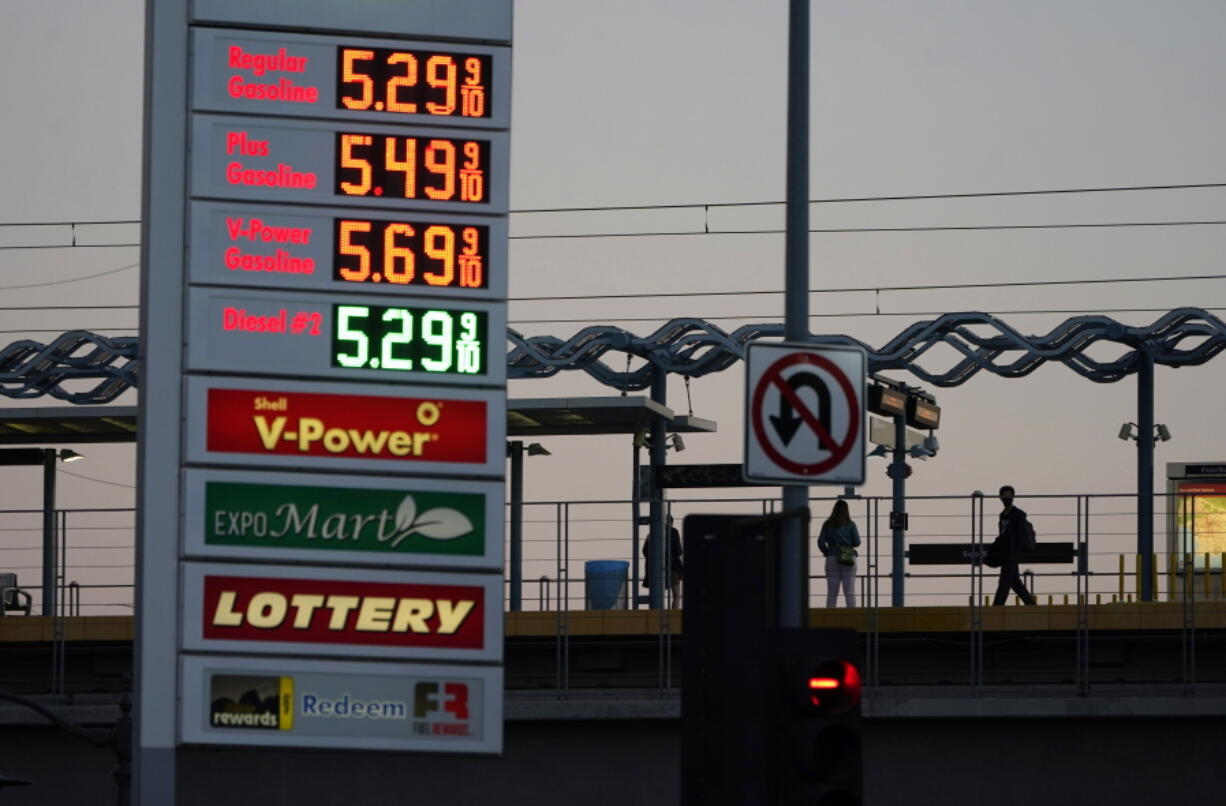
[206,387,486,463]
[202,575,485,649]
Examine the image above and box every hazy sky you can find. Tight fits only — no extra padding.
[1,1,1225,607]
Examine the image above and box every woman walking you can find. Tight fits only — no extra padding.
[817,499,861,607]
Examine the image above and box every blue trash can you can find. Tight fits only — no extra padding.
[584,560,629,610]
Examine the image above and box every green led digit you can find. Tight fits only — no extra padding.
[381,307,414,370]
[421,310,453,372]
[335,305,370,368]
[459,311,478,341]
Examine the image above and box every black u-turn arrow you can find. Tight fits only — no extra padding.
[769,371,832,447]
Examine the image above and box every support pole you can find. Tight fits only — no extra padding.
[780,0,811,627]
[508,441,524,611]
[42,449,57,617]
[890,415,907,607]
[1138,350,1155,601]
[648,367,668,609]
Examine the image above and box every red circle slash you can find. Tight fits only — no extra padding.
[751,352,860,476]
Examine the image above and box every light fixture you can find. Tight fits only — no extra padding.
[632,428,648,449]
[867,445,889,459]
[669,434,686,453]
[923,433,939,453]
[1118,422,1137,441]
[908,445,934,460]
[57,449,85,463]
[526,443,551,457]
[1155,424,1172,442]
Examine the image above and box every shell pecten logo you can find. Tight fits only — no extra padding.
[205,388,488,463]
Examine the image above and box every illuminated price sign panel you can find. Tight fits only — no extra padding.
[182,563,502,661]
[188,203,508,299]
[190,115,509,213]
[191,29,510,128]
[181,656,503,754]
[186,288,504,385]
[140,0,510,774]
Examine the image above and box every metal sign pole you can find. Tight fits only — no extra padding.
[781,0,811,627]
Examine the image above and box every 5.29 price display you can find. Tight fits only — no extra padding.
[336,132,488,204]
[338,46,491,118]
[334,218,487,290]
[333,304,487,376]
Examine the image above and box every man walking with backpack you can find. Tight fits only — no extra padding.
[993,485,1037,606]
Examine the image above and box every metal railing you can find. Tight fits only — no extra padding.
[1,493,1223,695]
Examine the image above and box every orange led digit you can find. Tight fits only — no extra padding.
[339,49,375,110]
[383,223,416,284]
[337,220,372,281]
[385,52,419,113]
[338,134,373,195]
[425,55,458,116]
[385,137,417,198]
[424,140,456,201]
[332,219,489,290]
[334,46,490,118]
[423,225,456,286]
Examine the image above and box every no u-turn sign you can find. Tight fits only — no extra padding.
[743,342,866,485]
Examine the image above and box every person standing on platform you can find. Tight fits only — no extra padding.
[642,514,684,608]
[993,485,1037,606]
[817,499,861,607]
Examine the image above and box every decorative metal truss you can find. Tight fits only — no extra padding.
[2,309,1223,404]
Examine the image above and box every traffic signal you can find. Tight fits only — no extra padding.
[773,628,863,805]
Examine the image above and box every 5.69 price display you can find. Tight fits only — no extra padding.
[333,304,487,376]
[336,133,488,204]
[335,218,487,290]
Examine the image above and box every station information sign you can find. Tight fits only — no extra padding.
[138,0,510,774]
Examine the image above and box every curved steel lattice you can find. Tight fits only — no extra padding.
[0,331,139,404]
[1,309,1224,403]
[508,307,1226,389]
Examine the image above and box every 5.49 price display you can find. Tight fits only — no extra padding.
[333,304,487,376]
[335,218,487,289]
[336,133,488,203]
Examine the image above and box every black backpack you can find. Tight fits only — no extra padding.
[1019,515,1037,553]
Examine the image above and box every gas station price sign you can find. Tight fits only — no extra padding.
[190,115,509,213]
[335,217,487,290]
[191,28,510,129]
[333,304,487,376]
[186,288,504,385]
[338,46,491,118]
[188,202,506,299]
[335,131,489,203]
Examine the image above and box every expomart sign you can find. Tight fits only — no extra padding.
[183,469,502,570]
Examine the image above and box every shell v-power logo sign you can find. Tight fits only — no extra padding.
[206,388,487,463]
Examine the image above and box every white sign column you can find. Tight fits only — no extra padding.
[137,1,511,801]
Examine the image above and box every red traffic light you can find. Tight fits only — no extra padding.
[805,659,862,713]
